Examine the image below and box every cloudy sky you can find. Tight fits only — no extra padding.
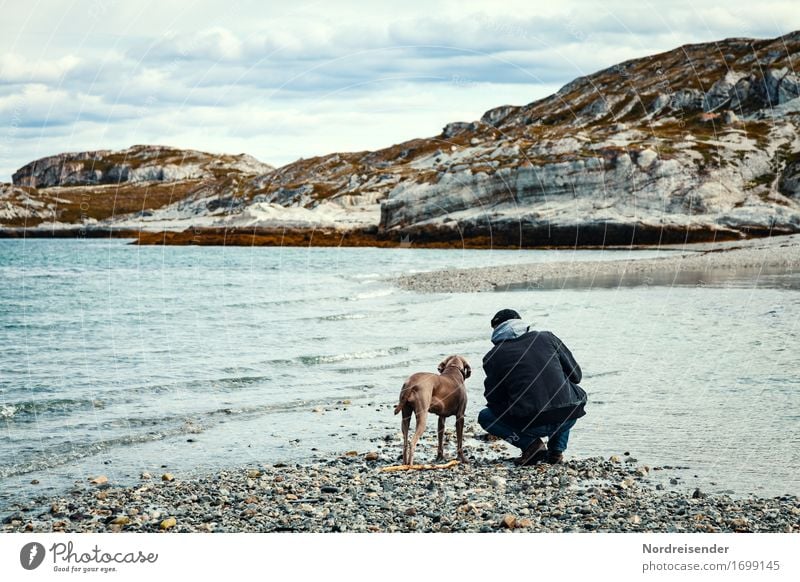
[0,0,798,180]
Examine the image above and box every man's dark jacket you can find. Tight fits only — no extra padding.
[483,327,587,427]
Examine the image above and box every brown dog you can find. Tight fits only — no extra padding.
[394,355,470,465]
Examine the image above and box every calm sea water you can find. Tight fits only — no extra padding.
[0,239,798,509]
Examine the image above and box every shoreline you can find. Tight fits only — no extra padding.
[0,225,792,250]
[2,441,797,533]
[396,233,800,292]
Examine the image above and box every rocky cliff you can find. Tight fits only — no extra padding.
[374,31,800,244]
[3,31,800,245]
[12,144,270,188]
[1,145,273,229]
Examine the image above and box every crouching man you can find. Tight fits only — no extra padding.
[479,309,587,465]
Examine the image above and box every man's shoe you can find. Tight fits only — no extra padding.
[515,438,547,466]
[546,450,564,464]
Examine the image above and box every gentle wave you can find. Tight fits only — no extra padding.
[0,268,85,279]
[348,273,382,281]
[584,370,623,379]
[0,432,182,479]
[412,335,485,347]
[333,359,420,374]
[213,375,272,388]
[314,306,409,322]
[349,288,395,301]
[101,374,273,396]
[220,366,261,375]
[260,358,296,367]
[318,312,369,321]
[0,394,364,479]
[298,347,408,365]
[2,375,277,421]
[0,397,104,419]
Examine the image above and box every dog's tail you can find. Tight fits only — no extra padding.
[394,383,414,415]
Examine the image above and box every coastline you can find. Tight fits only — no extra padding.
[3,435,797,533]
[0,224,789,249]
[396,233,800,293]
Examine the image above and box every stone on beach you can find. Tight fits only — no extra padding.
[110,516,130,525]
[4,451,797,534]
[500,514,517,529]
[489,476,507,489]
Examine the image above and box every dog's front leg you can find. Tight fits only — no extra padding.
[435,416,446,461]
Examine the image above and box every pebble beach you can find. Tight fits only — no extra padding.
[3,427,798,533]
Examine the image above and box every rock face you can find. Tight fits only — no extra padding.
[370,32,800,244]
[12,145,272,189]
[1,146,275,230]
[0,183,57,225]
[3,31,800,244]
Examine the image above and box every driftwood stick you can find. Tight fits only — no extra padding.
[378,460,460,472]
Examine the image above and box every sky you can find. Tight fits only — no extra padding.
[0,0,798,181]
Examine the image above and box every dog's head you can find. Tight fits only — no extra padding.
[438,355,471,379]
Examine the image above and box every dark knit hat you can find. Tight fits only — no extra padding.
[490,308,521,328]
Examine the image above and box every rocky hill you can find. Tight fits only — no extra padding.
[1,145,273,230]
[3,31,800,246]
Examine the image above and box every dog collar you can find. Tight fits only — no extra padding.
[444,364,468,379]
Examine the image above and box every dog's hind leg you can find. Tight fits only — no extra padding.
[407,401,428,466]
[455,412,467,463]
[435,416,446,461]
[401,405,412,464]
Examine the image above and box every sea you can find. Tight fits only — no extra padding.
[1,238,798,510]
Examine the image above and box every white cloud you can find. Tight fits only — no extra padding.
[0,54,82,84]
[0,0,799,180]
[157,27,245,62]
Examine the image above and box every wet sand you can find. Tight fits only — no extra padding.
[395,234,800,293]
